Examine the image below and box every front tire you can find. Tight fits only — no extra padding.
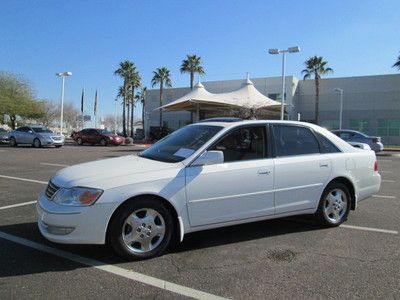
[108,198,174,260]
[77,138,83,145]
[100,138,107,146]
[315,182,350,227]
[33,138,41,148]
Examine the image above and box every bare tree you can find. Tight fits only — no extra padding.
[38,99,58,126]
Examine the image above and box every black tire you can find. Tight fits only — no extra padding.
[10,137,17,147]
[33,138,41,148]
[108,198,174,260]
[315,182,351,227]
[55,145,62,148]
[100,138,107,146]
[77,138,83,145]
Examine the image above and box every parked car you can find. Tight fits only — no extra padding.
[37,119,381,260]
[9,125,64,148]
[72,128,124,146]
[347,141,371,150]
[0,128,10,143]
[331,130,383,152]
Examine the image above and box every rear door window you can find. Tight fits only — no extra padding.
[272,125,320,157]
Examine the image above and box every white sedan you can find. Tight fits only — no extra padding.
[37,119,381,260]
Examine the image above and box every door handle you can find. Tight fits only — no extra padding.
[257,170,271,175]
[319,163,329,168]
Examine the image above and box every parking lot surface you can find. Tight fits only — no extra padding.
[0,144,399,299]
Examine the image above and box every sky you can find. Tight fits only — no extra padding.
[1,0,399,121]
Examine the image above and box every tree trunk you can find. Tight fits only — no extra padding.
[142,99,145,140]
[127,101,130,137]
[315,72,320,125]
[122,83,127,137]
[159,82,163,129]
[131,86,135,138]
[10,115,16,129]
[190,72,194,123]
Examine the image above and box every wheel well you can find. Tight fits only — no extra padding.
[105,194,181,244]
[327,177,356,210]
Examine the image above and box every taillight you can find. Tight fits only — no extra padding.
[374,161,378,172]
[372,137,380,143]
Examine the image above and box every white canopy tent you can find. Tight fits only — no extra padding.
[159,77,282,121]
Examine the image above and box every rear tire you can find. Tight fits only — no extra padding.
[33,138,41,148]
[108,198,174,260]
[10,137,17,147]
[315,182,351,227]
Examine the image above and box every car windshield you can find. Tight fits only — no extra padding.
[100,129,113,135]
[32,127,52,133]
[140,125,223,163]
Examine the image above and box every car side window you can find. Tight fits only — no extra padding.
[273,125,320,157]
[315,132,341,153]
[210,126,266,162]
[339,132,353,140]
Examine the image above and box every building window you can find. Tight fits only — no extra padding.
[349,119,370,135]
[378,119,400,136]
[268,93,286,101]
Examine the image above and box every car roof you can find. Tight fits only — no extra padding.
[193,119,322,130]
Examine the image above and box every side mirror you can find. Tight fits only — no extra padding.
[191,150,224,166]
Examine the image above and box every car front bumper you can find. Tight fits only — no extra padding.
[37,192,117,244]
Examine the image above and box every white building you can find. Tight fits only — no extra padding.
[145,74,400,145]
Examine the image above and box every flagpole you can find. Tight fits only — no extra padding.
[81,88,84,130]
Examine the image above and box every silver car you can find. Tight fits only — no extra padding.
[332,130,383,152]
[9,125,64,148]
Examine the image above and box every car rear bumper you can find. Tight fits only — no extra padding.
[36,192,116,244]
[356,172,381,203]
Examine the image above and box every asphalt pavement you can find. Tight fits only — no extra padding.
[0,143,399,299]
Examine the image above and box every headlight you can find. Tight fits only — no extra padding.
[109,136,114,140]
[52,187,103,206]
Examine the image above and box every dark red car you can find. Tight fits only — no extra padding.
[72,128,124,146]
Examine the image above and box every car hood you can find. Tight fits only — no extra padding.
[51,155,182,189]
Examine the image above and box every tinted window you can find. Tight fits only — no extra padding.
[315,132,341,153]
[16,127,28,132]
[100,129,112,135]
[32,127,52,133]
[273,125,320,157]
[211,126,266,162]
[338,132,353,140]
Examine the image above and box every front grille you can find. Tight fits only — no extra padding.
[52,136,62,141]
[45,181,60,199]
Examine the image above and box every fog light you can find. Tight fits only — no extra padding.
[43,222,75,235]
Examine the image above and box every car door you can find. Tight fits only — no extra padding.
[19,127,31,144]
[271,125,332,214]
[185,125,275,227]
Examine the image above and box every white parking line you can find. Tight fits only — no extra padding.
[0,174,47,185]
[287,218,397,235]
[381,179,396,183]
[340,224,398,235]
[380,171,393,174]
[41,163,69,167]
[372,194,397,199]
[0,231,227,300]
[0,201,37,210]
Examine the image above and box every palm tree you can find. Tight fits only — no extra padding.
[393,52,400,70]
[151,67,172,129]
[302,56,333,125]
[135,86,147,139]
[180,55,205,123]
[180,55,205,90]
[114,60,135,137]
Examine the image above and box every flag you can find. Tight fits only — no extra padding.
[80,88,84,113]
[94,90,98,116]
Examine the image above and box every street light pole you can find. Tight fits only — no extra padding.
[268,46,300,120]
[114,97,118,134]
[334,88,344,130]
[56,71,72,135]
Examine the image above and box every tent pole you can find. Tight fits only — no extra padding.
[196,103,200,122]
